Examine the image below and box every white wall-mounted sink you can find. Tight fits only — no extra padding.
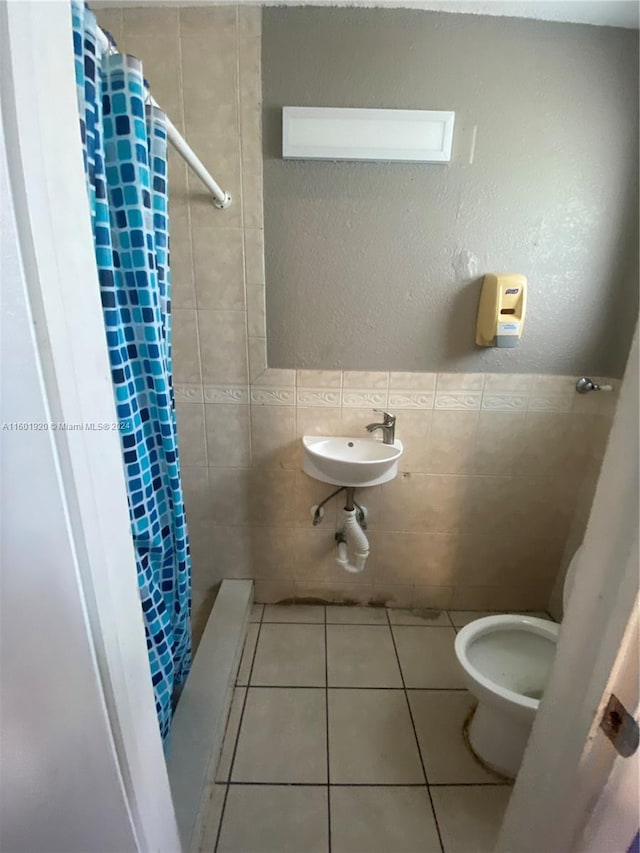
[302,436,404,487]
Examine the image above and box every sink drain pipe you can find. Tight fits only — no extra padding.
[335,487,369,574]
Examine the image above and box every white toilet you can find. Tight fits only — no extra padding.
[454,547,582,778]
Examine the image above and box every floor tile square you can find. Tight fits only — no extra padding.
[389,608,451,626]
[236,623,259,686]
[392,626,464,688]
[215,688,246,782]
[409,690,498,783]
[328,689,423,783]
[218,785,328,853]
[326,605,388,624]
[263,604,325,623]
[431,785,511,853]
[331,786,440,853]
[327,625,402,687]
[251,624,326,686]
[232,688,327,783]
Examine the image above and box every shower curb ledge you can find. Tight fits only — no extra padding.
[166,580,253,851]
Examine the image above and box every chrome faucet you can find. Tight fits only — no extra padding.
[365,410,397,445]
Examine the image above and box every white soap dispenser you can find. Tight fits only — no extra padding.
[475,273,527,348]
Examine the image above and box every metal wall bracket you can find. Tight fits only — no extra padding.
[599,693,639,757]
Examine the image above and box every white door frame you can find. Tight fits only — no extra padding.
[578,608,639,853]
[497,330,639,852]
[2,77,142,853]
[1,2,180,850]
[3,2,637,852]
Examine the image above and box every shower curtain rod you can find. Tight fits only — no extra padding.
[95,26,232,210]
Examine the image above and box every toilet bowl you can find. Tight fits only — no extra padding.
[454,547,582,778]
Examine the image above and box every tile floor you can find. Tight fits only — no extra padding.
[198,605,549,853]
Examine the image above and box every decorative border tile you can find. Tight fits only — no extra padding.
[388,391,435,410]
[180,373,604,417]
[481,393,528,411]
[297,388,341,407]
[250,387,295,406]
[528,395,572,412]
[341,390,388,408]
[434,392,482,411]
[174,383,204,403]
[204,385,249,404]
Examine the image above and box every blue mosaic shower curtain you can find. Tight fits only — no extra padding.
[71,0,191,741]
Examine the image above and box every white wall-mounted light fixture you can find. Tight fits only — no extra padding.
[282,106,455,163]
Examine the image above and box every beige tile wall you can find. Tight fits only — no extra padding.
[184,369,615,618]
[547,387,617,620]
[100,6,616,641]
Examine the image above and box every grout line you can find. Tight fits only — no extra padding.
[324,605,332,853]
[385,623,454,629]
[234,3,244,233]
[214,609,264,852]
[236,3,253,404]
[446,610,459,632]
[221,780,511,788]
[428,781,513,787]
[260,620,454,627]
[174,6,204,395]
[224,781,426,787]
[387,610,446,853]
[223,780,333,787]
[233,684,468,691]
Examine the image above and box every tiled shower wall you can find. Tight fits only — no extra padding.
[97,4,266,642]
[100,6,616,643]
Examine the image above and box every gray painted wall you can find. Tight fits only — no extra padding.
[262,9,638,375]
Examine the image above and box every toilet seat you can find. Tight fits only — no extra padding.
[455,615,559,715]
